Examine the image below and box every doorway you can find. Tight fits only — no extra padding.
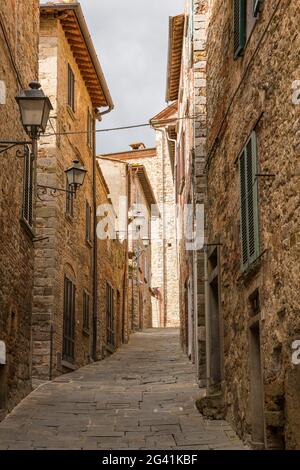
[250,322,265,446]
[207,246,222,391]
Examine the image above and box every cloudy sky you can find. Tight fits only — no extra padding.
[75,0,184,154]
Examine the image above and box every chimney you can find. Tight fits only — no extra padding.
[129,143,146,151]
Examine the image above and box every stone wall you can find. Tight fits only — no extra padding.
[96,165,129,358]
[0,0,39,418]
[125,146,180,329]
[206,0,300,449]
[128,169,153,331]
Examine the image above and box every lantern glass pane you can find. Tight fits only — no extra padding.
[18,98,44,127]
[41,100,51,132]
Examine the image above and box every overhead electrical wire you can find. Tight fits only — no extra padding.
[44,115,199,138]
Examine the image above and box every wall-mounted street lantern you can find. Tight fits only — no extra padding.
[65,160,87,192]
[37,160,87,198]
[15,81,53,140]
[0,81,52,157]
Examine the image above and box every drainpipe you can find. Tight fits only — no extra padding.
[92,105,114,361]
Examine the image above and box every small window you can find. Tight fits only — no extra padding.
[233,0,246,59]
[239,131,260,271]
[87,110,93,149]
[83,290,90,333]
[67,64,75,112]
[249,289,260,316]
[66,177,74,217]
[86,201,92,243]
[22,145,33,227]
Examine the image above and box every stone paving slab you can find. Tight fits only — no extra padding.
[0,329,247,450]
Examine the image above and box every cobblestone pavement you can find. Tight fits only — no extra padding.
[0,329,246,450]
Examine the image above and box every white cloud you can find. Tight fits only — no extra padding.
[41,0,184,153]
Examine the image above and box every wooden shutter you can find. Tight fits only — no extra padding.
[240,149,248,269]
[68,65,75,111]
[253,0,260,17]
[239,132,260,271]
[233,0,246,58]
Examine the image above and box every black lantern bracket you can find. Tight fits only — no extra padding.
[36,184,76,200]
[0,141,33,157]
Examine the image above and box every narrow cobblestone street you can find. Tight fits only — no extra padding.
[0,330,245,450]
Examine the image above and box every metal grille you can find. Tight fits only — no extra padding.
[63,276,76,363]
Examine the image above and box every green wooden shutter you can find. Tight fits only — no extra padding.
[233,0,246,59]
[239,149,249,270]
[239,132,260,271]
[253,0,260,17]
[248,132,260,264]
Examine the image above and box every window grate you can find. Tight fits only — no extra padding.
[63,276,76,363]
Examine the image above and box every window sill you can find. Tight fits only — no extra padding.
[61,359,76,371]
[67,105,76,121]
[20,218,35,241]
[239,249,268,284]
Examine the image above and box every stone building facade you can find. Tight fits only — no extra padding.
[95,164,129,358]
[99,154,156,332]
[165,0,209,383]
[204,0,300,449]
[32,2,114,380]
[103,141,180,329]
[0,0,40,418]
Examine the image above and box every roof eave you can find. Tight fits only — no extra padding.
[40,3,114,111]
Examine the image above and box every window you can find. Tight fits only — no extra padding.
[106,283,115,347]
[234,0,262,58]
[67,64,75,111]
[22,145,33,227]
[63,276,76,363]
[233,0,246,58]
[66,177,74,217]
[86,201,92,243]
[83,290,90,333]
[87,110,93,149]
[239,131,260,271]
